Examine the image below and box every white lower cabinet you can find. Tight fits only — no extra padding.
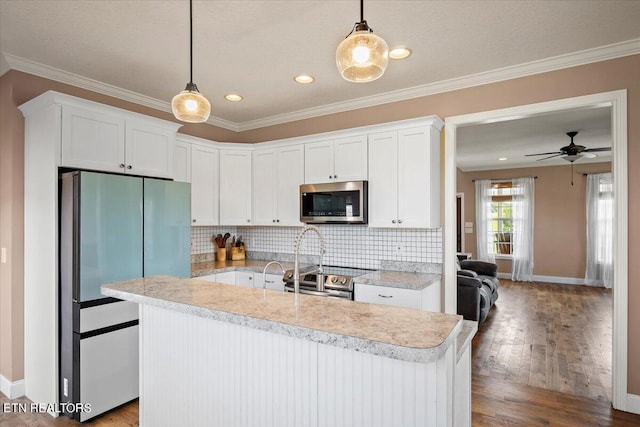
[196,274,218,282]
[254,273,285,291]
[214,271,236,285]
[354,280,441,312]
[235,271,254,288]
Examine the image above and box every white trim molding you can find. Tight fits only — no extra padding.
[496,272,604,286]
[0,374,25,399]
[627,394,640,415]
[444,90,629,412]
[4,38,640,132]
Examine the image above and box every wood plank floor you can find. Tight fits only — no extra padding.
[473,279,613,402]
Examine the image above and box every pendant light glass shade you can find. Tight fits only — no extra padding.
[173,0,211,123]
[172,83,211,123]
[336,28,389,83]
[336,0,389,83]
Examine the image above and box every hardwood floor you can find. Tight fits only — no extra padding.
[473,279,613,402]
[3,280,639,426]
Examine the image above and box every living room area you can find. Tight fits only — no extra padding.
[452,100,619,416]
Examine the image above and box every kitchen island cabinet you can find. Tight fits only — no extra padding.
[103,275,470,427]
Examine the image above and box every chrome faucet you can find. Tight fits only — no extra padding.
[293,225,326,306]
[262,261,285,292]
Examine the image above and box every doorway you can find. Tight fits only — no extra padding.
[442,90,629,410]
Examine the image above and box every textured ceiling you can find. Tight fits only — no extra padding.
[1,0,639,129]
[456,106,612,171]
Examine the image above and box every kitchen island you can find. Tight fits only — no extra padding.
[102,275,471,427]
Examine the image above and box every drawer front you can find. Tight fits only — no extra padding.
[80,301,139,333]
[354,283,421,310]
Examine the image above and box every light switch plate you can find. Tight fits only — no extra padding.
[1,247,6,264]
[464,222,473,228]
[465,228,473,234]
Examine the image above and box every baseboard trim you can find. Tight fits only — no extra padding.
[0,374,25,399]
[496,272,604,286]
[626,393,640,415]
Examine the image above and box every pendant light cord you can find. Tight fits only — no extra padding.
[189,0,193,85]
[360,0,364,22]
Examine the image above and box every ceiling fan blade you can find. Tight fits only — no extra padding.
[583,147,611,152]
[536,153,563,161]
[525,151,562,157]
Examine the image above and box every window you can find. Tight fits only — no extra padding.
[489,182,516,256]
[595,178,613,264]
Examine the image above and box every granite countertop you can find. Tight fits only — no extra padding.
[353,270,441,290]
[193,259,441,290]
[191,259,299,277]
[102,275,462,363]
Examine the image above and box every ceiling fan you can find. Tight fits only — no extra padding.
[525,131,611,163]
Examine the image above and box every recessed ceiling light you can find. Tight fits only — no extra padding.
[498,157,508,161]
[389,47,412,60]
[224,94,243,102]
[294,74,315,84]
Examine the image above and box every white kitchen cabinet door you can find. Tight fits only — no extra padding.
[125,119,174,178]
[304,140,334,184]
[276,145,304,226]
[367,131,399,228]
[196,274,218,283]
[215,271,236,285]
[61,106,125,173]
[398,127,440,228]
[191,144,219,226]
[251,149,277,225]
[333,135,367,182]
[174,140,191,183]
[235,271,254,288]
[254,273,285,291]
[219,150,252,225]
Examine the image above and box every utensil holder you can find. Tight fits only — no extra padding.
[216,247,227,261]
[230,246,245,260]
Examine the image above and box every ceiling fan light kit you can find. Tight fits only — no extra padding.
[172,0,211,123]
[336,0,389,83]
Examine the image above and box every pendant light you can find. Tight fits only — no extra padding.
[172,0,211,123]
[336,0,389,83]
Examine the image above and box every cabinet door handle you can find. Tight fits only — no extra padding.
[192,219,196,223]
[119,163,125,168]
[273,219,276,223]
[329,175,332,179]
[378,294,393,298]
[249,277,252,280]
[398,219,403,224]
[127,165,132,170]
[334,174,337,179]
[265,280,274,284]
[392,220,396,224]
[276,219,280,223]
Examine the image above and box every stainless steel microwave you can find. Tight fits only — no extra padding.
[300,181,368,224]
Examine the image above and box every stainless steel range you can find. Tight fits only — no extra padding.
[282,266,372,300]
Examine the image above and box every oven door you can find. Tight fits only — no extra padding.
[284,285,352,299]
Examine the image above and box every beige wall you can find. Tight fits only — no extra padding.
[457,163,612,277]
[1,53,639,394]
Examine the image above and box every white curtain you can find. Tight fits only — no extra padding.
[585,173,613,288]
[475,180,495,263]
[511,177,535,281]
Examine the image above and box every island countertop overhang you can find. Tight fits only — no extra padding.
[102,275,462,363]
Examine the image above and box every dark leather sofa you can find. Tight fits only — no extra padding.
[456,259,499,324]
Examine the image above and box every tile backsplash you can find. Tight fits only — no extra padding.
[192,225,442,270]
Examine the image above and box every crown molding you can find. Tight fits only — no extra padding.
[4,38,639,133]
[238,38,640,131]
[2,53,240,132]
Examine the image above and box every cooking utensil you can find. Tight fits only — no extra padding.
[222,233,231,247]
[214,234,224,248]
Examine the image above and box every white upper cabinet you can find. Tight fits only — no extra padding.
[59,97,179,179]
[251,149,277,225]
[191,143,219,226]
[368,124,441,228]
[125,119,174,178]
[61,106,125,173]
[276,145,304,225]
[174,139,192,183]
[219,149,252,225]
[252,145,303,226]
[304,135,367,184]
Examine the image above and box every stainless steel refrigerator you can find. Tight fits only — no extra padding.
[59,171,190,421]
